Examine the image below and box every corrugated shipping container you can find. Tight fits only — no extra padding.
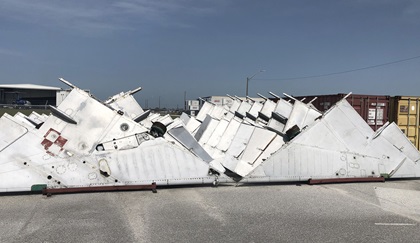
[290,94,390,131]
[389,96,420,150]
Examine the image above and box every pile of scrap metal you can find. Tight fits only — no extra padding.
[1,78,419,194]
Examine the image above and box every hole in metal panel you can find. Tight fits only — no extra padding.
[100,170,110,177]
[96,144,104,151]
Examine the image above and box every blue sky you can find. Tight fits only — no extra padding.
[1,0,420,108]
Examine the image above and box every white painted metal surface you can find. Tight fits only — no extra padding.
[0,83,224,192]
[282,100,321,133]
[185,116,202,135]
[1,79,420,194]
[196,102,214,122]
[258,98,277,121]
[106,90,144,119]
[214,117,243,158]
[0,115,28,152]
[235,100,252,118]
[246,101,264,120]
[250,99,420,182]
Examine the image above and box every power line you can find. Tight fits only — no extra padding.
[254,55,420,81]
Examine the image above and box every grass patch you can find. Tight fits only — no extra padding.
[0,108,50,117]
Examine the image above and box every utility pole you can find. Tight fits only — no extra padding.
[184,91,186,110]
[246,69,265,97]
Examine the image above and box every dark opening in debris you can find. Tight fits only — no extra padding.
[100,170,110,177]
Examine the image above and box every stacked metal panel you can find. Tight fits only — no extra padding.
[0,79,419,193]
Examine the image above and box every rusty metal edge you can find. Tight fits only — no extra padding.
[42,182,157,196]
[308,177,385,185]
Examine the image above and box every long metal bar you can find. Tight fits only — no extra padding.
[257,93,268,100]
[42,183,157,196]
[343,92,353,100]
[375,97,378,130]
[308,177,385,185]
[268,92,281,99]
[59,78,76,88]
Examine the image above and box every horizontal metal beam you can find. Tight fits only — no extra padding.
[308,177,385,185]
[42,183,157,196]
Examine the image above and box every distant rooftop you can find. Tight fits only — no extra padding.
[0,84,62,90]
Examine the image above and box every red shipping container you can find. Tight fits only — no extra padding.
[288,94,390,131]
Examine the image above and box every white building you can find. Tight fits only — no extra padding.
[201,96,265,108]
[0,84,61,106]
[185,99,200,110]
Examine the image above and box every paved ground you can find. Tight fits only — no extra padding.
[1,180,420,243]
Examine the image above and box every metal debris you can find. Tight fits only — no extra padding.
[1,78,419,194]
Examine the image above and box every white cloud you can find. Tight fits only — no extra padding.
[0,0,228,34]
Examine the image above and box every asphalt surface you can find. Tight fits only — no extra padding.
[1,180,420,243]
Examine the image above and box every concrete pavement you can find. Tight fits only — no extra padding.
[1,180,419,242]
